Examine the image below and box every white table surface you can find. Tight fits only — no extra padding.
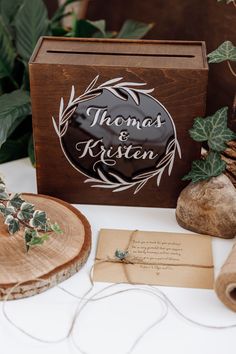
[0,158,235,354]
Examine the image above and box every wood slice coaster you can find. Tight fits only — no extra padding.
[0,194,91,300]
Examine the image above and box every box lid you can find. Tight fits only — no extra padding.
[30,37,208,70]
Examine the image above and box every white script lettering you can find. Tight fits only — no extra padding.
[87,106,165,130]
[75,138,159,167]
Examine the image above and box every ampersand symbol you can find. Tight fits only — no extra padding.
[118,130,130,142]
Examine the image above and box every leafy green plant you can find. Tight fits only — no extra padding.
[183,107,236,183]
[183,0,236,184]
[208,41,236,77]
[0,176,62,251]
[209,1,236,77]
[0,0,154,164]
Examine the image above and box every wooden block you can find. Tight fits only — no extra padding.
[30,37,208,207]
[0,194,91,300]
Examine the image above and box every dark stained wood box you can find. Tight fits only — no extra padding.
[29,37,208,208]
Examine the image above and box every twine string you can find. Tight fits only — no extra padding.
[2,230,236,353]
[2,278,68,344]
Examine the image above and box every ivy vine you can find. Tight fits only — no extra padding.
[183,107,236,183]
[0,178,62,251]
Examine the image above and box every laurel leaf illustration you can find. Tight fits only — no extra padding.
[84,75,99,93]
[53,76,181,194]
[133,88,155,94]
[91,184,120,189]
[109,172,127,184]
[168,156,174,175]
[99,77,123,87]
[156,168,165,186]
[69,85,75,105]
[60,121,69,137]
[134,180,148,194]
[166,139,175,154]
[97,168,112,184]
[84,177,102,184]
[121,87,140,105]
[52,117,60,137]
[73,93,101,105]
[133,170,156,179]
[176,140,182,158]
[113,184,134,192]
[59,97,64,120]
[114,82,147,88]
[156,152,172,168]
[60,106,77,125]
[104,87,128,100]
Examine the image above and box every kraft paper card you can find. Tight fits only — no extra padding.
[93,229,214,289]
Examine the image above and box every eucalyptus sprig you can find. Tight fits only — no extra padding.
[0,178,62,251]
[183,107,236,183]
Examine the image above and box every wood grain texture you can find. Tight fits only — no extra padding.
[29,37,208,207]
[87,0,236,119]
[0,194,91,300]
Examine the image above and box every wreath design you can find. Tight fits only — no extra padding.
[52,76,181,194]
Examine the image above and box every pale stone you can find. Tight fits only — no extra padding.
[176,174,236,239]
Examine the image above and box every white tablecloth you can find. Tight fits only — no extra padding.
[0,158,235,354]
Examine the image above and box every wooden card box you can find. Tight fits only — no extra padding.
[29,37,208,208]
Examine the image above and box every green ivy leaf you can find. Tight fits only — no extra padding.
[0,16,16,79]
[117,19,154,39]
[5,206,15,215]
[30,210,47,230]
[9,193,24,208]
[115,249,128,260]
[25,228,49,251]
[27,236,46,245]
[189,117,210,142]
[207,108,236,151]
[15,0,50,61]
[27,234,49,245]
[208,41,236,63]
[50,222,63,234]
[17,202,34,220]
[4,214,20,234]
[0,191,9,200]
[0,183,6,193]
[0,203,15,216]
[24,228,37,252]
[0,203,6,214]
[0,90,31,148]
[183,151,226,183]
[189,107,236,152]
